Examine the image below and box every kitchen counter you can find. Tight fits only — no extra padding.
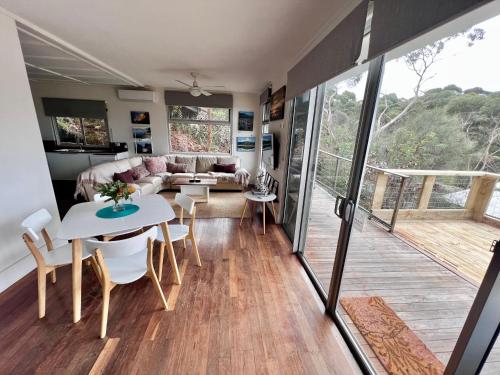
[45,150,129,180]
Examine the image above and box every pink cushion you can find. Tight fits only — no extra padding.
[131,164,150,180]
[167,162,188,173]
[144,157,167,174]
[213,163,236,173]
[113,169,134,183]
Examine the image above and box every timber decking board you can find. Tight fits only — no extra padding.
[0,218,360,375]
[303,186,500,374]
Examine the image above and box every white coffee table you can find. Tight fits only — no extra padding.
[240,191,277,234]
[172,177,217,203]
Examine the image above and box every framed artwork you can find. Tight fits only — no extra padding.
[131,111,150,124]
[135,139,153,154]
[238,111,254,131]
[236,136,256,152]
[270,86,286,121]
[132,126,151,139]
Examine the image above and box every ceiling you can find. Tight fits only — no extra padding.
[0,0,356,93]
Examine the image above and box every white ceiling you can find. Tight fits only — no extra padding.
[0,0,356,93]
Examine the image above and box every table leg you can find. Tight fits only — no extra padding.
[240,199,248,226]
[262,202,266,235]
[271,201,276,219]
[72,238,83,323]
[160,222,181,285]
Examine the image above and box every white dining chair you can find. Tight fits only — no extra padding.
[156,193,201,281]
[21,208,93,319]
[85,226,168,338]
[93,192,143,240]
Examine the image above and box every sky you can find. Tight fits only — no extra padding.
[337,13,500,100]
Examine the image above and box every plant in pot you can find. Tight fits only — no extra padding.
[96,181,136,212]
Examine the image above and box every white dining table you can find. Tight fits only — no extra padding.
[57,194,179,323]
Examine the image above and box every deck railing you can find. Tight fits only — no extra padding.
[316,150,408,232]
[315,150,500,231]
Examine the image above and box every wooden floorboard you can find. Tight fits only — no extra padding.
[0,218,361,375]
[303,186,500,373]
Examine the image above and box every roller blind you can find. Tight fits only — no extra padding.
[42,98,107,118]
[368,0,493,60]
[286,0,369,101]
[164,90,233,108]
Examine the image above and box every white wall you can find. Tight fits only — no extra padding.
[0,12,60,292]
[30,82,260,177]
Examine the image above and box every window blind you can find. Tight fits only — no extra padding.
[42,98,107,118]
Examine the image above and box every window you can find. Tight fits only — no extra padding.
[52,116,110,147]
[168,105,231,153]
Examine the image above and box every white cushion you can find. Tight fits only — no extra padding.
[137,176,162,186]
[155,172,172,182]
[170,172,194,179]
[156,224,189,242]
[43,242,93,267]
[106,249,148,284]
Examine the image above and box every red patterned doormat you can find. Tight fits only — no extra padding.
[340,296,445,375]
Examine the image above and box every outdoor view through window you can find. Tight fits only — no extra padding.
[168,105,231,153]
[302,12,500,374]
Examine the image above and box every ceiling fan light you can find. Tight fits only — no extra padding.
[190,87,201,97]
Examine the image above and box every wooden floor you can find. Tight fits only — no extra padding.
[396,220,499,285]
[0,218,361,375]
[304,186,500,374]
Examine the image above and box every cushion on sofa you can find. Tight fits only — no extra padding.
[113,169,134,183]
[161,155,176,164]
[217,156,240,169]
[144,157,167,174]
[208,172,237,183]
[175,156,196,173]
[129,156,143,168]
[137,182,157,196]
[131,164,150,180]
[170,172,195,180]
[214,163,236,173]
[196,155,218,173]
[194,173,212,179]
[167,162,189,173]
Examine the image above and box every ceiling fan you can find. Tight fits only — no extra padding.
[175,72,224,97]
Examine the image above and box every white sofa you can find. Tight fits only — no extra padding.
[75,154,250,201]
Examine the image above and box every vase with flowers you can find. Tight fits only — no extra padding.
[96,181,136,212]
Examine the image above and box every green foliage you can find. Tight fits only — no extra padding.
[96,181,134,204]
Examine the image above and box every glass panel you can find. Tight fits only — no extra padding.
[169,122,231,153]
[82,118,109,146]
[301,69,368,293]
[169,106,230,122]
[283,91,311,241]
[480,332,500,374]
[55,116,82,144]
[337,12,500,373]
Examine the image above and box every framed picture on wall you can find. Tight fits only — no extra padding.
[238,111,254,131]
[236,136,256,152]
[135,139,153,154]
[131,111,150,124]
[270,86,286,121]
[132,126,151,139]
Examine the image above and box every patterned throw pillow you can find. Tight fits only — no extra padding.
[167,162,189,173]
[144,157,167,174]
[131,163,150,180]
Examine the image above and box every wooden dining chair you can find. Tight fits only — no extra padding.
[156,193,201,281]
[93,193,143,240]
[85,226,168,338]
[21,208,93,319]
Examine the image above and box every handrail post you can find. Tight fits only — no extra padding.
[466,176,498,221]
[417,175,436,209]
[390,176,407,232]
[372,172,388,209]
[333,157,340,195]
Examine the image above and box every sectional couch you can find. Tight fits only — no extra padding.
[75,154,250,201]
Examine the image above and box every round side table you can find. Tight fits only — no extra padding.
[240,191,277,234]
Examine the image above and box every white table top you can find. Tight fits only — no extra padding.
[244,191,277,202]
[57,194,175,240]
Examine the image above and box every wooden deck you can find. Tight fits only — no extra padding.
[304,186,500,374]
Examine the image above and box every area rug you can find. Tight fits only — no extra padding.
[160,191,250,219]
[340,296,445,375]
